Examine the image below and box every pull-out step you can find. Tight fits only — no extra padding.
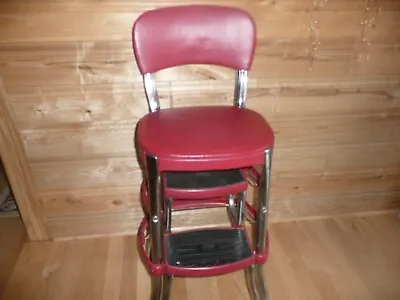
[164,169,247,199]
[165,169,245,190]
[166,228,253,275]
[138,216,268,277]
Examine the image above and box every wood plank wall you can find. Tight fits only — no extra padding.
[0,0,399,240]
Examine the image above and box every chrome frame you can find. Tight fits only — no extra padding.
[143,73,160,112]
[245,148,272,300]
[165,197,172,233]
[146,154,163,265]
[233,70,248,108]
[227,191,246,226]
[227,194,236,224]
[256,148,272,253]
[149,274,172,300]
[146,154,172,300]
[162,275,172,299]
[150,276,163,300]
[236,191,246,225]
[245,265,269,300]
[245,210,256,224]
[145,69,247,111]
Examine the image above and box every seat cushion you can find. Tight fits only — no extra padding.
[136,106,274,171]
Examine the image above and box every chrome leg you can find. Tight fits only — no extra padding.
[245,148,272,300]
[151,276,163,300]
[145,221,152,256]
[245,265,258,300]
[165,198,172,233]
[227,192,246,226]
[162,275,172,299]
[146,154,164,300]
[237,190,246,226]
[162,198,173,300]
[254,265,269,300]
[256,148,272,254]
[245,265,269,300]
[146,154,163,265]
[227,194,236,225]
[150,275,172,300]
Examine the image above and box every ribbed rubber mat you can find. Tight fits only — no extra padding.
[165,169,244,190]
[166,228,252,268]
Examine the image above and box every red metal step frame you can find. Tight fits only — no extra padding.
[137,165,268,277]
[137,204,269,277]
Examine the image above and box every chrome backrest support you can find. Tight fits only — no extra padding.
[143,73,160,112]
[143,69,248,113]
[233,70,248,108]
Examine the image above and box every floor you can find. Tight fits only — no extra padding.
[1,213,400,300]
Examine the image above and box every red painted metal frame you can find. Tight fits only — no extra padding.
[137,165,267,277]
[140,167,253,212]
[244,166,261,185]
[137,203,269,277]
[141,181,230,212]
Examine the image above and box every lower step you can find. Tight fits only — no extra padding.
[166,228,253,268]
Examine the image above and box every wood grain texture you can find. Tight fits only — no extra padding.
[0,217,26,295]
[2,213,400,299]
[0,0,399,239]
[26,142,400,190]
[1,41,399,88]
[39,168,400,239]
[42,191,400,240]
[0,79,48,240]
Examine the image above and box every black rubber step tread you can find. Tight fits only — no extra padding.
[165,169,245,190]
[166,228,252,268]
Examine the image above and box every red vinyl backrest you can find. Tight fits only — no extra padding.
[132,5,257,74]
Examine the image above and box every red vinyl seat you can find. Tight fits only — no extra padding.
[136,106,274,171]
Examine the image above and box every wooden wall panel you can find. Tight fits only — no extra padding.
[13,78,400,160]
[27,140,400,191]
[268,114,400,147]
[0,0,399,240]
[0,79,48,240]
[8,83,171,130]
[0,41,355,86]
[270,170,400,199]
[366,11,400,44]
[0,13,140,43]
[0,42,142,86]
[39,168,400,216]
[39,186,140,214]
[43,188,400,239]
[31,159,142,191]
[326,143,400,172]
[18,106,400,161]
[351,45,400,76]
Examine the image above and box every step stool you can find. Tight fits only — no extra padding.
[132,5,275,300]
